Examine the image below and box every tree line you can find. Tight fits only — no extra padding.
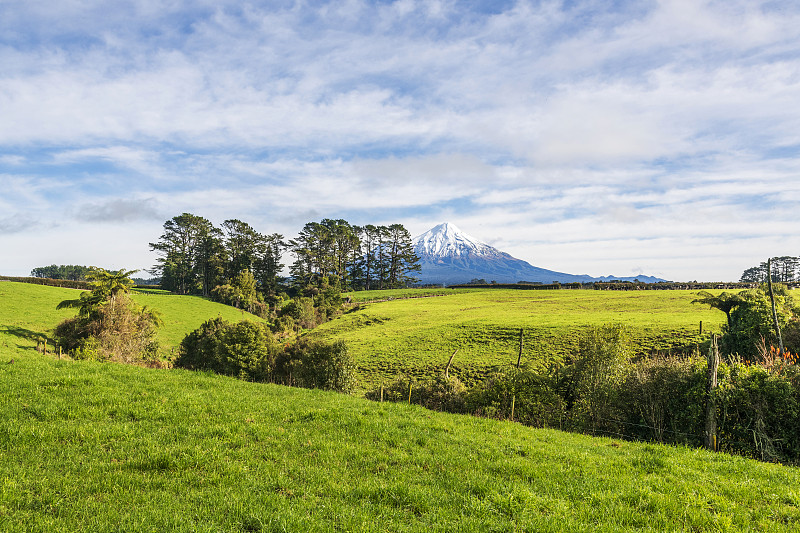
[741,256,800,283]
[30,264,93,281]
[148,213,421,303]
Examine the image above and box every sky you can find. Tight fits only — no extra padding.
[1,0,799,282]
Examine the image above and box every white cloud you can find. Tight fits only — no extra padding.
[1,0,800,280]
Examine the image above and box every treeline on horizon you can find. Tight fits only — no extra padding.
[148,213,421,298]
[741,256,800,283]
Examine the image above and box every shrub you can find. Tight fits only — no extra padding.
[276,339,356,393]
[561,324,632,433]
[716,362,800,462]
[278,298,317,330]
[722,285,797,359]
[175,319,280,382]
[53,291,161,364]
[617,355,707,445]
[177,320,355,391]
[367,375,467,413]
[211,270,269,318]
[466,368,562,426]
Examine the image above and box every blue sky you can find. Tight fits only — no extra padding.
[1,0,799,281]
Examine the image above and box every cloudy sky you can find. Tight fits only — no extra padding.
[1,0,799,281]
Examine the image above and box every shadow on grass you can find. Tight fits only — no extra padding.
[0,325,51,350]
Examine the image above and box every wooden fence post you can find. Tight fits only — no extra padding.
[510,395,515,421]
[380,384,384,403]
[705,335,720,451]
[516,328,523,369]
[408,380,412,405]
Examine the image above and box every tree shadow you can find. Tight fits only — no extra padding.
[0,325,51,351]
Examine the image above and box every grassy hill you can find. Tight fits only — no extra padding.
[316,288,728,388]
[1,351,799,531]
[0,281,264,356]
[1,281,799,531]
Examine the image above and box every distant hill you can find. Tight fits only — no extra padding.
[412,222,666,286]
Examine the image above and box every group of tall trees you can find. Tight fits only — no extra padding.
[30,264,93,281]
[741,257,800,283]
[149,214,285,298]
[149,214,421,300]
[289,219,420,291]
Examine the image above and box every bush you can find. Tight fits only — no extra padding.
[53,292,161,364]
[367,375,467,413]
[617,355,707,445]
[560,324,632,433]
[466,368,563,426]
[177,320,355,392]
[211,270,269,318]
[279,297,317,329]
[716,362,800,462]
[175,319,280,381]
[276,339,356,393]
[722,285,798,359]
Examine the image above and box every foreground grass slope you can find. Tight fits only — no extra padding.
[1,348,799,532]
[314,289,728,387]
[0,281,264,354]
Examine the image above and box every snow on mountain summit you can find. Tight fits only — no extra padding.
[412,222,668,285]
[413,222,501,258]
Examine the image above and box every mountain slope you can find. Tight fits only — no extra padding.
[412,222,665,285]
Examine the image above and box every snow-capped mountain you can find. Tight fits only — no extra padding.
[414,222,502,258]
[412,222,666,286]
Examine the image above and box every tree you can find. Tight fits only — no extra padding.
[289,219,360,290]
[692,291,744,328]
[31,264,92,280]
[385,223,421,288]
[721,284,798,358]
[740,257,800,283]
[54,268,162,363]
[150,213,218,294]
[56,267,138,318]
[221,219,265,280]
[357,224,381,290]
[253,233,286,297]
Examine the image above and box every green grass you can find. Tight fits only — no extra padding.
[1,349,799,532]
[344,288,482,302]
[314,289,729,388]
[0,281,264,355]
[1,282,799,530]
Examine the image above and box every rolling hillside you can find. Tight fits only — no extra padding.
[0,281,265,355]
[1,281,799,531]
[315,288,727,387]
[1,349,799,531]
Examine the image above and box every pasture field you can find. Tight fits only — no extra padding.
[0,348,799,532]
[315,288,728,388]
[0,281,264,355]
[344,287,481,302]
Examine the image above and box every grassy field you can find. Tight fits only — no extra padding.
[316,289,728,388]
[0,281,264,356]
[0,281,734,390]
[0,347,798,532]
[344,288,482,303]
[2,281,800,530]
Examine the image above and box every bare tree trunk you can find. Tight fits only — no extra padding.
[767,258,785,357]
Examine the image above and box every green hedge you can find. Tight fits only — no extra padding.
[0,276,90,290]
